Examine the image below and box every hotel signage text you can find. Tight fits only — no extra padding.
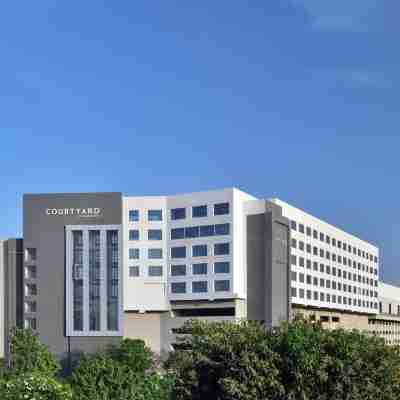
[46,208,102,217]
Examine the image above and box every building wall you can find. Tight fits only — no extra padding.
[23,193,123,356]
[272,199,379,315]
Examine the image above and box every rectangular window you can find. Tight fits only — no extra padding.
[107,230,119,331]
[148,229,162,240]
[148,209,162,221]
[299,224,305,233]
[24,318,37,330]
[129,266,139,277]
[200,225,214,237]
[171,282,186,294]
[291,287,297,297]
[291,220,297,230]
[185,226,200,238]
[171,264,186,276]
[129,210,139,222]
[214,202,229,215]
[193,263,207,275]
[193,245,208,257]
[129,229,139,240]
[192,205,207,218]
[72,231,83,331]
[24,300,37,313]
[215,279,230,292]
[306,227,311,236]
[192,281,208,293]
[214,243,230,256]
[171,208,186,220]
[291,239,297,248]
[129,248,140,259]
[291,255,297,265]
[148,266,163,276]
[171,246,186,259]
[215,261,230,274]
[25,248,37,262]
[171,228,185,240]
[89,230,101,331]
[148,248,163,259]
[25,265,37,279]
[215,223,230,236]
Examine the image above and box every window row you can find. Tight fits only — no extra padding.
[171,202,229,220]
[129,265,163,277]
[170,262,230,276]
[171,223,230,240]
[291,272,377,297]
[291,241,377,274]
[291,256,378,285]
[290,221,378,263]
[129,248,163,259]
[291,287,378,308]
[171,279,230,294]
[129,209,163,222]
[129,229,163,241]
[171,243,230,258]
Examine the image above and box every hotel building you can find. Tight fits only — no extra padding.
[0,188,397,358]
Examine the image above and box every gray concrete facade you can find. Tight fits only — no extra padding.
[23,192,123,356]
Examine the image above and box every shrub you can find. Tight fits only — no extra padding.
[166,318,400,400]
[8,328,60,377]
[0,373,72,400]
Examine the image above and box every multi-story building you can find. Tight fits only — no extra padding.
[0,188,397,358]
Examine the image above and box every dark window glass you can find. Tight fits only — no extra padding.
[171,246,186,258]
[148,266,163,276]
[171,264,186,276]
[185,226,199,238]
[215,262,230,274]
[200,225,214,237]
[215,223,230,235]
[171,228,185,240]
[192,281,208,293]
[214,202,229,215]
[214,243,230,256]
[192,205,207,218]
[193,263,207,275]
[148,209,162,221]
[171,282,186,294]
[148,229,162,240]
[129,210,139,222]
[171,208,186,220]
[129,230,139,241]
[193,245,207,257]
[215,280,230,292]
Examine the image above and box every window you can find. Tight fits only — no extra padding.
[299,257,305,267]
[148,209,162,221]
[200,225,214,237]
[171,246,186,258]
[192,205,207,218]
[171,282,186,294]
[192,281,208,293]
[148,248,163,259]
[291,287,297,297]
[215,261,230,274]
[24,300,37,313]
[129,229,139,240]
[299,273,304,283]
[129,248,140,259]
[291,220,297,230]
[25,265,37,279]
[171,264,186,276]
[299,224,305,233]
[299,241,305,251]
[291,271,297,281]
[129,210,139,222]
[25,248,37,262]
[215,280,230,292]
[320,232,325,241]
[299,288,305,298]
[148,266,163,276]
[291,239,297,248]
[291,255,297,265]
[214,243,230,256]
[214,202,229,215]
[306,227,311,236]
[313,229,318,239]
[215,223,230,236]
[193,244,208,257]
[24,318,37,330]
[185,226,199,238]
[193,263,207,275]
[129,266,139,277]
[25,283,37,296]
[148,229,162,240]
[171,208,186,220]
[171,228,185,240]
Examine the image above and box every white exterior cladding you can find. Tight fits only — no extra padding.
[271,199,379,315]
[123,189,256,311]
[379,283,400,315]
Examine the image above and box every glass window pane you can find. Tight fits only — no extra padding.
[171,264,186,276]
[199,225,214,237]
[193,263,207,275]
[192,245,207,257]
[171,246,186,259]
[129,229,139,240]
[215,223,230,235]
[214,262,229,274]
[171,208,186,220]
[214,242,230,256]
[129,210,139,221]
[129,248,140,259]
[148,266,163,276]
[171,228,185,240]
[148,229,162,240]
[129,266,139,277]
[192,205,207,218]
[171,282,186,294]
[215,280,230,292]
[185,226,199,238]
[214,202,229,215]
[192,281,207,293]
[148,248,163,259]
[148,209,163,221]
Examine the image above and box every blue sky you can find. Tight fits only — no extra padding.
[0,1,399,283]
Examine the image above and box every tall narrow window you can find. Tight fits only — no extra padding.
[72,231,83,331]
[89,230,101,331]
[107,231,119,331]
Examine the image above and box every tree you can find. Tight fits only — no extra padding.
[8,328,60,377]
[166,318,400,400]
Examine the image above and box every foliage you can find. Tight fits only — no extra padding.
[8,328,60,377]
[107,338,154,374]
[0,373,72,400]
[166,317,400,400]
[69,352,173,400]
